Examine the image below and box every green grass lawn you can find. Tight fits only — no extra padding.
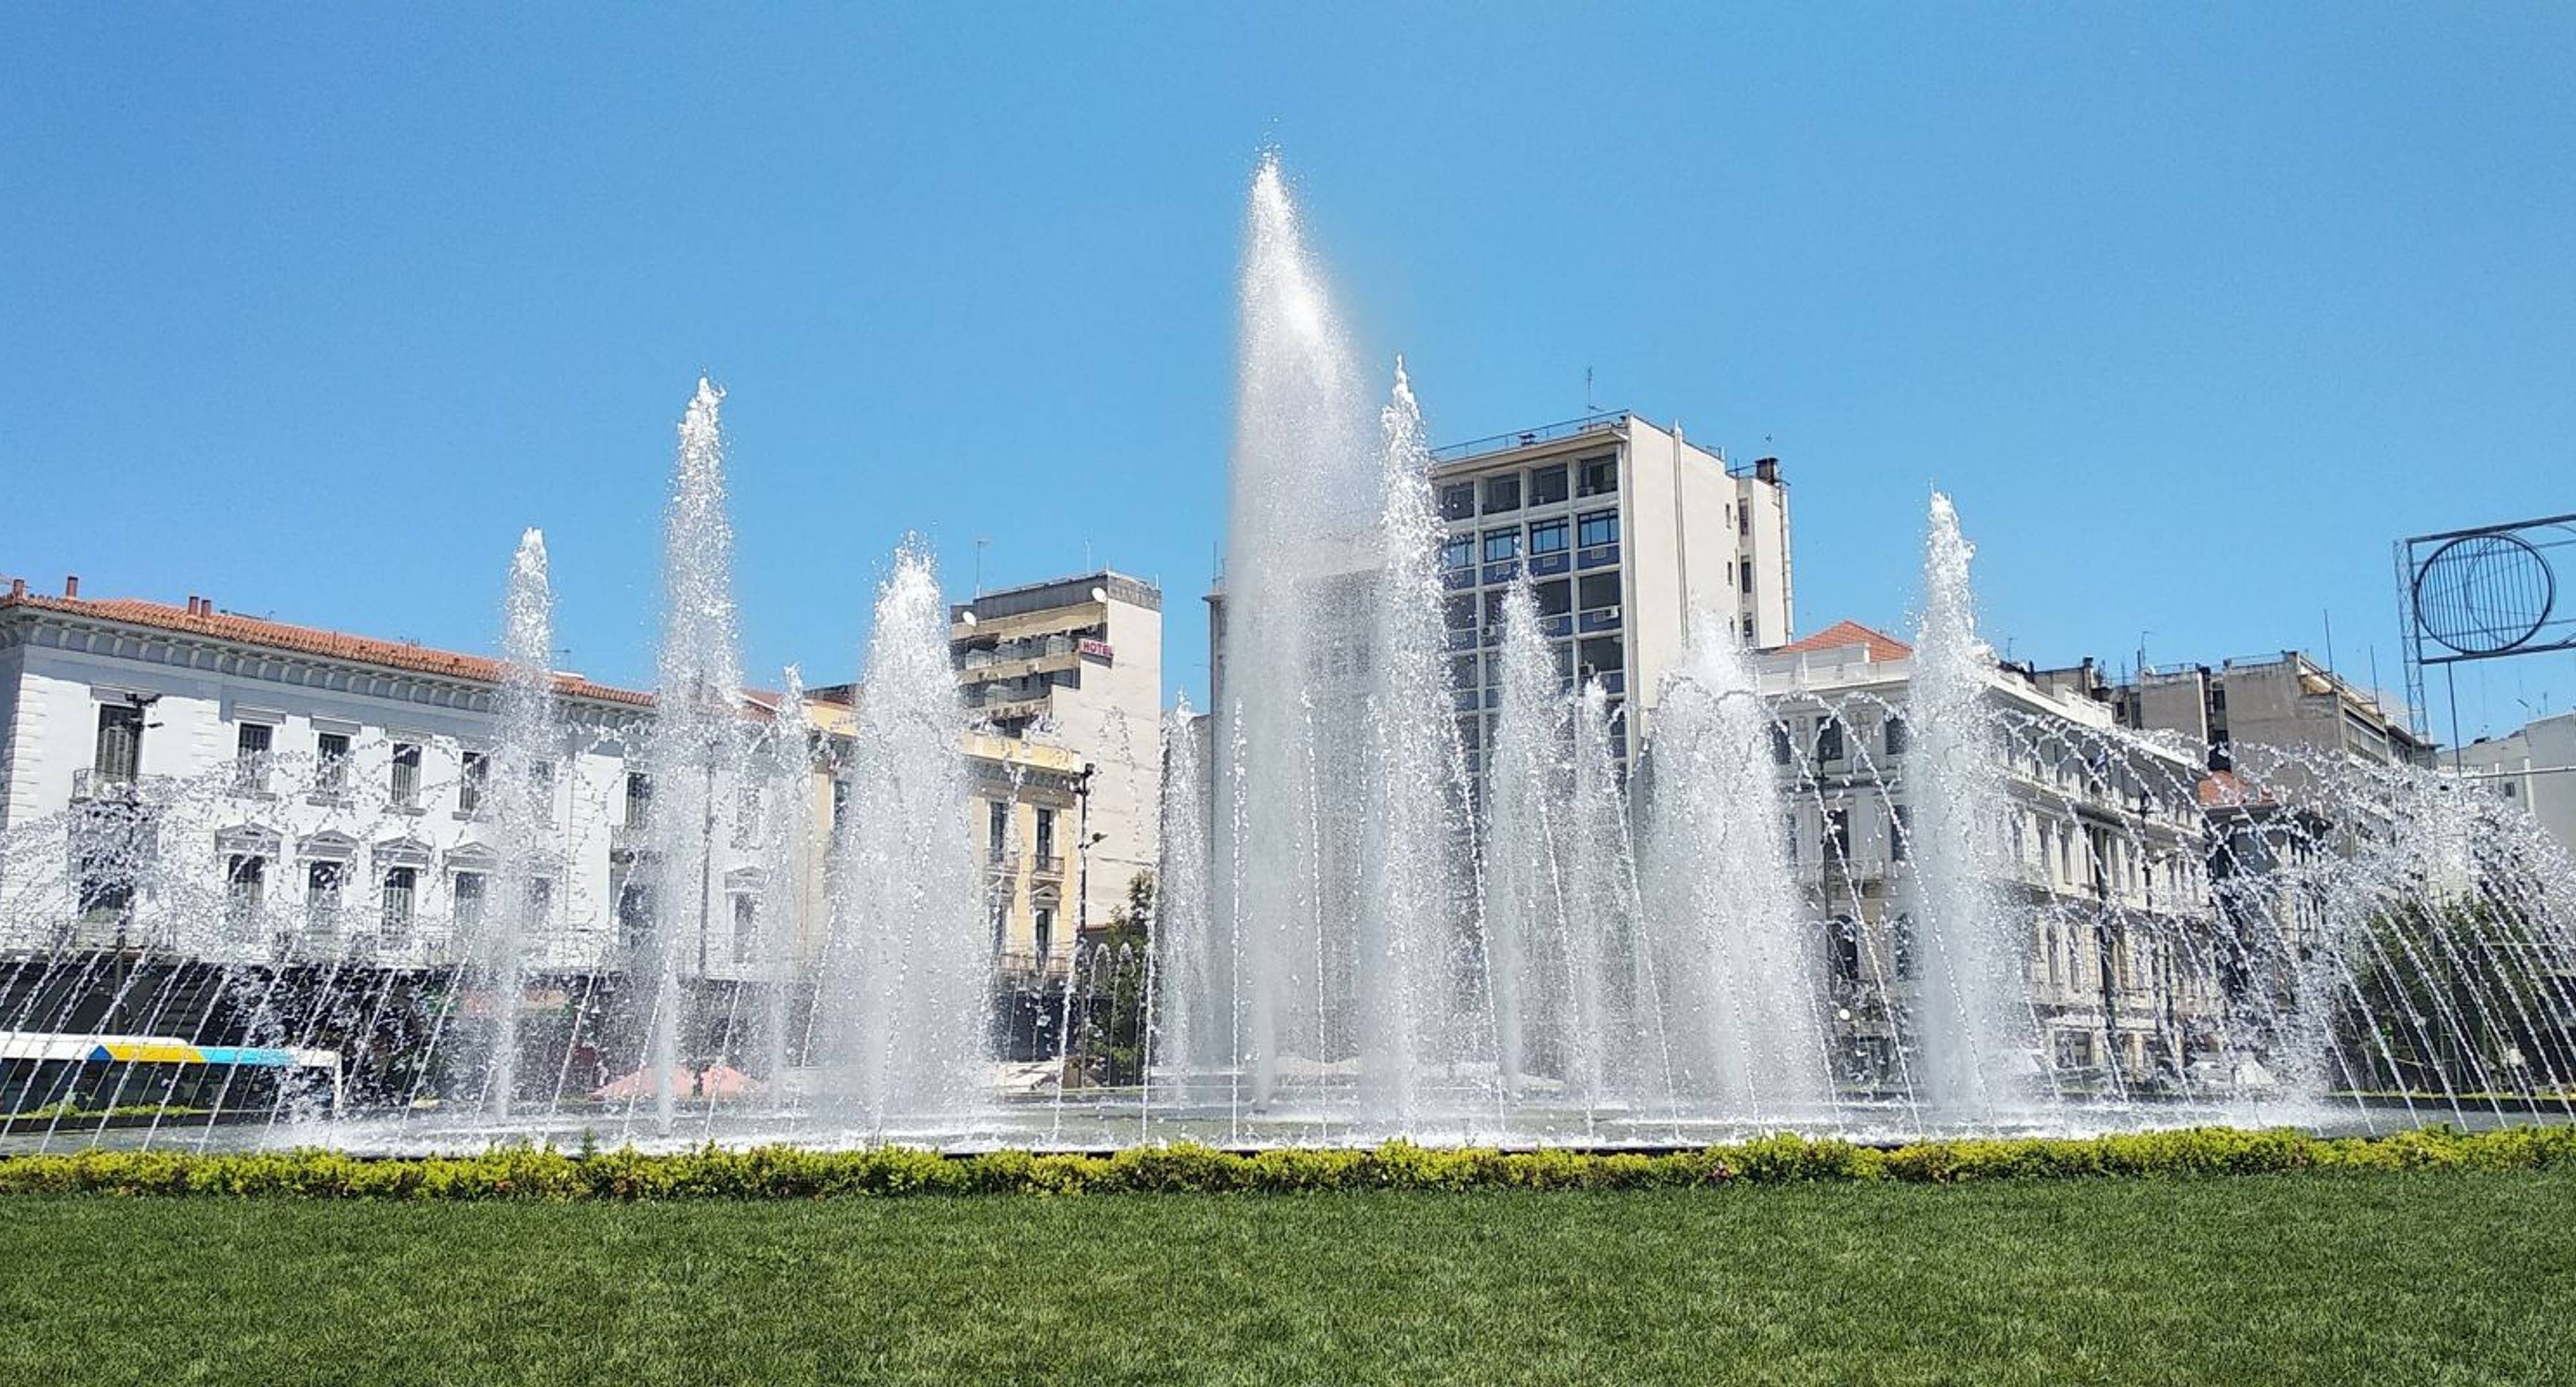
[4,1172,2570,1386]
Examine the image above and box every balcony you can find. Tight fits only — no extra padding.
[985,850,1020,877]
[1578,605,1623,634]
[1576,543,1621,570]
[1031,854,1067,879]
[72,768,151,801]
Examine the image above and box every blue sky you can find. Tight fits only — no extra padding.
[5,6,2572,740]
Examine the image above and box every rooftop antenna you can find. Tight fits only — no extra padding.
[1585,367,1598,415]
[974,537,991,596]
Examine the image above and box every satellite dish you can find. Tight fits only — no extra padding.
[958,611,977,627]
[1090,587,1108,604]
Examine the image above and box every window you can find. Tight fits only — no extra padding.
[1740,563,1755,594]
[618,882,654,948]
[1536,579,1572,617]
[1439,483,1476,521]
[306,861,344,934]
[1782,812,1800,863]
[831,779,851,829]
[390,742,421,807]
[1825,808,1850,861]
[1884,716,1909,757]
[1577,509,1619,548]
[453,871,486,931]
[1815,719,1845,763]
[459,751,488,813]
[1529,465,1569,506]
[1890,805,1911,863]
[988,894,1008,955]
[1483,474,1521,514]
[624,772,652,830]
[735,783,763,846]
[1441,536,1474,572]
[1829,918,1862,985]
[1034,907,1055,964]
[1741,616,1754,641]
[1738,505,1751,537]
[1450,655,1478,691]
[1576,636,1621,678]
[989,800,1010,860]
[93,703,143,781]
[522,877,551,926]
[1528,518,1568,556]
[1444,594,1476,631]
[732,894,757,964]
[1577,572,1619,612]
[315,732,350,793]
[234,722,272,789]
[1034,807,1057,864]
[1576,455,1617,498]
[1893,913,1919,981]
[1483,590,1509,628]
[226,854,265,934]
[1482,528,1519,563]
[380,867,417,944]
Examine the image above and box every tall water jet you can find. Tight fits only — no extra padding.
[1564,681,1637,1108]
[1352,359,1478,1123]
[1635,616,1832,1118]
[643,378,751,1135]
[1152,696,1216,1076]
[481,526,558,1118]
[1214,152,1379,1108]
[760,664,816,1095]
[1485,579,1568,1095]
[1904,492,2031,1119]
[814,543,985,1129]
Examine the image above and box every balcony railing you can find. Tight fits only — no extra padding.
[1428,411,1626,465]
[1032,854,1067,879]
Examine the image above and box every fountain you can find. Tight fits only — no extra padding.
[1903,491,2035,1121]
[476,526,559,1119]
[808,543,986,1134]
[639,378,754,1136]
[1,157,2571,1158]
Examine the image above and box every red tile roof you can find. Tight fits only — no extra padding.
[1774,619,1913,662]
[0,588,653,707]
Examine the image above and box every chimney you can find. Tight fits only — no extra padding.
[1752,457,1780,484]
[63,575,78,598]
[8,577,23,600]
[189,596,205,616]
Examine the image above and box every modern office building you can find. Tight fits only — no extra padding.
[1758,620,2226,1081]
[1429,412,1792,775]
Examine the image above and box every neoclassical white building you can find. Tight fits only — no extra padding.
[1756,620,2228,1082]
[0,575,712,977]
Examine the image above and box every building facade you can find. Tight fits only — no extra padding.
[2461,710,2576,858]
[1758,621,2227,1083]
[0,578,678,979]
[2118,652,2434,783]
[1428,413,1792,777]
[944,570,1164,967]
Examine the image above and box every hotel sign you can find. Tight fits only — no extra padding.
[1078,638,1114,663]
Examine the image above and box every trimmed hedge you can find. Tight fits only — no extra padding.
[0,1125,2569,1201]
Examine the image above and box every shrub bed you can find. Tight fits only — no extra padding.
[1,1125,2568,1200]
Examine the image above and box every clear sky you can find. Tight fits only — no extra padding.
[4,6,2571,742]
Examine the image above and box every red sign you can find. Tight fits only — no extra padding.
[1078,639,1114,663]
